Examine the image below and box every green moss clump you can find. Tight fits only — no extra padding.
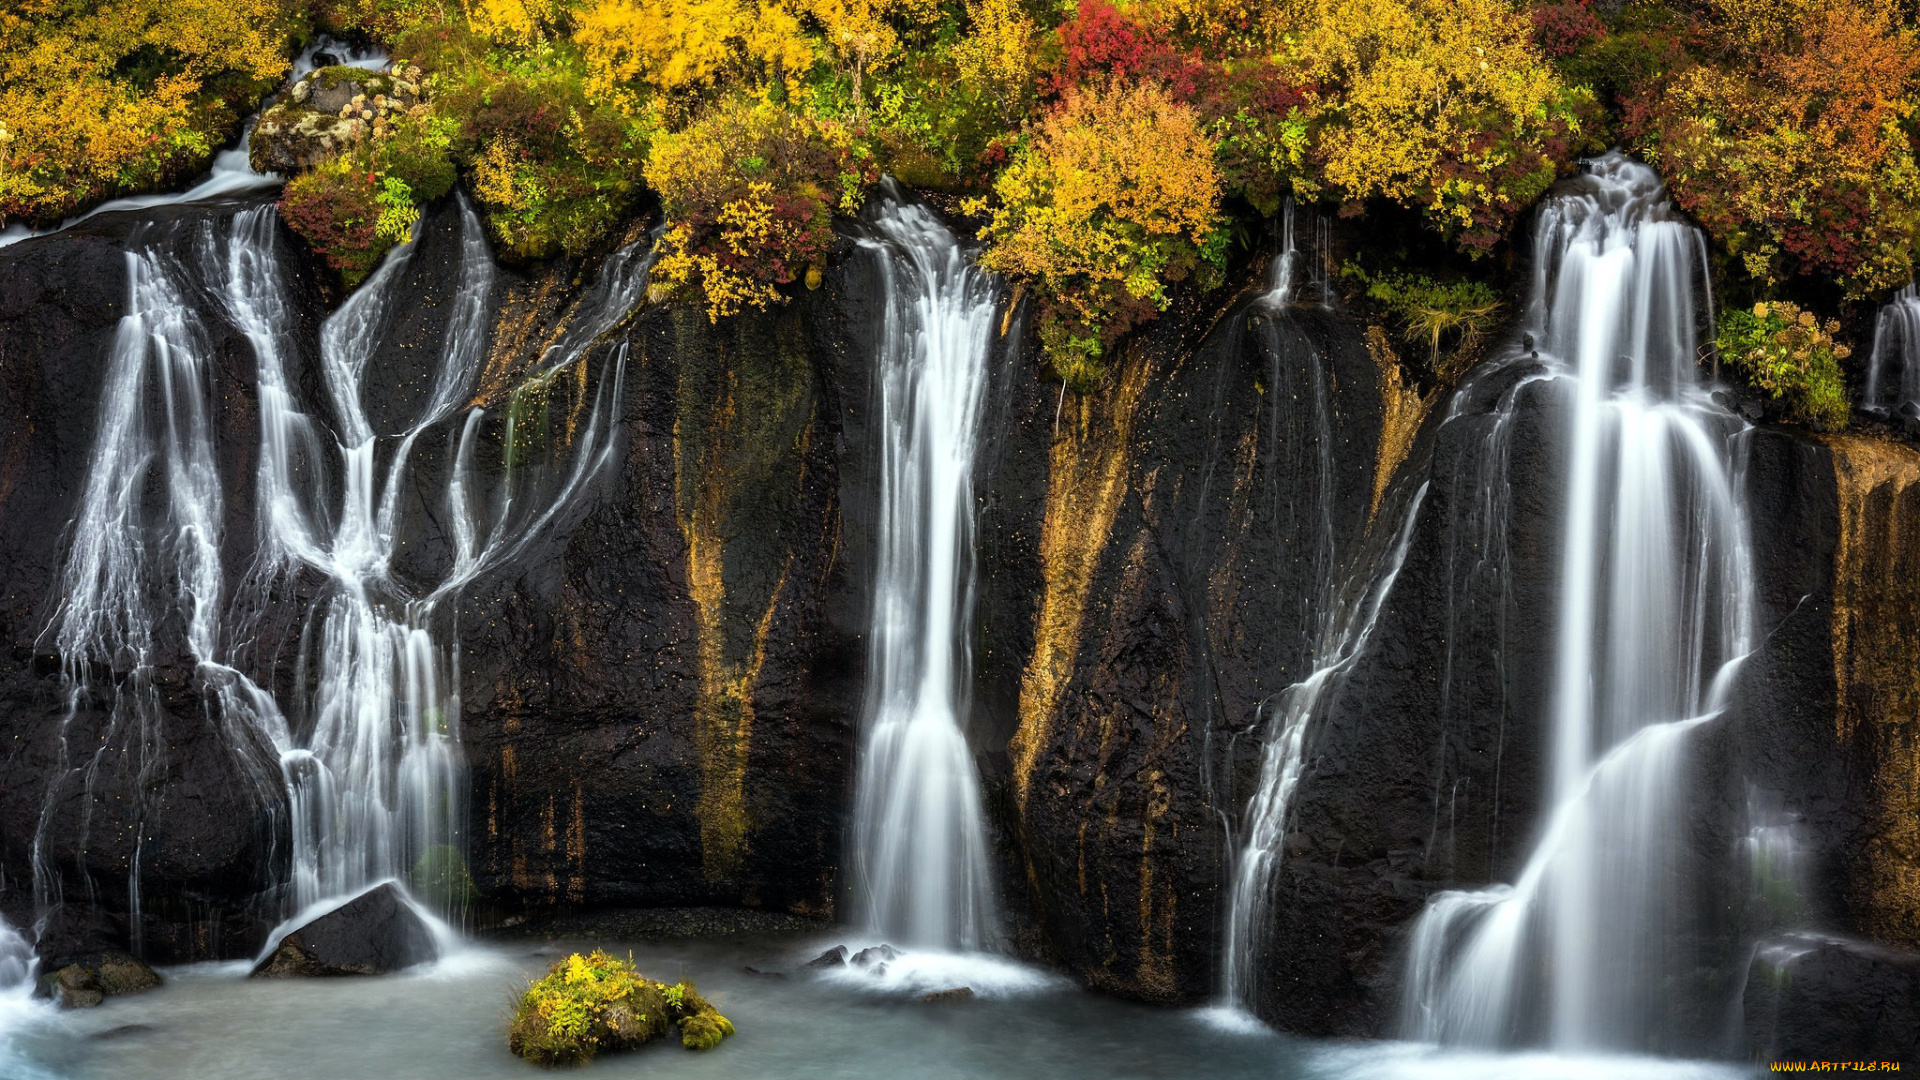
[1343,263,1502,380]
[507,951,735,1067]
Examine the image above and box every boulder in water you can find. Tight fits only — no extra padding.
[1744,933,1920,1066]
[508,951,734,1065]
[920,987,974,1004]
[806,945,848,968]
[250,883,437,978]
[36,952,161,1008]
[850,944,899,969]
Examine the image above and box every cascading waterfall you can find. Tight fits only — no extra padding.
[1213,200,1420,1016]
[33,198,645,955]
[1863,284,1920,415]
[847,193,999,952]
[1399,153,1755,1051]
[29,225,243,952]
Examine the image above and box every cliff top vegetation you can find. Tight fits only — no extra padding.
[2,0,1916,417]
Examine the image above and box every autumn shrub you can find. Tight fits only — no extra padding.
[1632,0,1920,299]
[644,98,874,319]
[507,951,734,1066]
[405,26,651,259]
[280,156,387,284]
[1280,0,1599,254]
[0,0,302,226]
[1715,300,1852,429]
[968,81,1224,388]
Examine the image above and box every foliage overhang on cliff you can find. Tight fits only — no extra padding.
[6,0,1920,418]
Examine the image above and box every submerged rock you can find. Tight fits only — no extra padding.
[36,952,161,1008]
[1744,933,1920,1065]
[920,987,974,1004]
[250,883,436,978]
[850,944,899,968]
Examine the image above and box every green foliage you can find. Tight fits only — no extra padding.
[374,176,420,241]
[1715,300,1852,430]
[1343,262,1501,378]
[507,951,734,1067]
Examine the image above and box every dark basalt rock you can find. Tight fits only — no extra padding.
[250,884,437,978]
[850,944,899,968]
[1744,933,1920,1066]
[806,945,848,968]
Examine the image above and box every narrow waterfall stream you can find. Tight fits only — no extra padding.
[28,201,645,959]
[843,193,1005,976]
[1400,154,1756,1051]
[1864,284,1920,415]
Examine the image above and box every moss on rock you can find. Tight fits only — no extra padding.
[507,951,734,1066]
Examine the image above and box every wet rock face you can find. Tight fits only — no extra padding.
[1744,933,1920,1066]
[252,884,437,977]
[0,204,313,965]
[969,292,1391,1004]
[459,245,863,919]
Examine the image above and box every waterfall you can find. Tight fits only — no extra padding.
[32,198,643,955]
[1863,284,1920,415]
[1400,153,1755,1051]
[847,193,999,952]
[1212,199,1411,1015]
[28,225,256,952]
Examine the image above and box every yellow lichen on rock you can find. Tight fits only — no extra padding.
[1009,355,1151,808]
[1826,433,1920,949]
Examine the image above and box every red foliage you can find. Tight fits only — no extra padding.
[1531,0,1606,60]
[279,167,384,280]
[1047,0,1209,100]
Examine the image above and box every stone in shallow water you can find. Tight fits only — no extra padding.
[850,944,899,969]
[37,953,161,1008]
[920,987,974,1004]
[806,945,848,968]
[1744,932,1920,1065]
[251,883,437,978]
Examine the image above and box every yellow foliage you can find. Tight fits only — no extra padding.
[971,82,1221,382]
[468,0,574,42]
[0,0,298,224]
[1640,0,1920,296]
[1281,0,1582,239]
[575,0,817,98]
[953,0,1038,94]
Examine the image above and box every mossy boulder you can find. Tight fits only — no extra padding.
[251,63,429,175]
[507,952,735,1066]
[36,952,161,1009]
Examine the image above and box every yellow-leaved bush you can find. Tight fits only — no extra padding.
[644,98,875,320]
[969,81,1224,388]
[0,0,300,226]
[1280,0,1598,251]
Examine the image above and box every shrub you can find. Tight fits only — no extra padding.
[405,26,652,259]
[280,157,388,285]
[1282,0,1599,253]
[644,97,873,320]
[1633,0,1920,298]
[1344,262,1502,378]
[0,0,302,226]
[1715,300,1852,430]
[507,951,734,1066]
[969,81,1224,387]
